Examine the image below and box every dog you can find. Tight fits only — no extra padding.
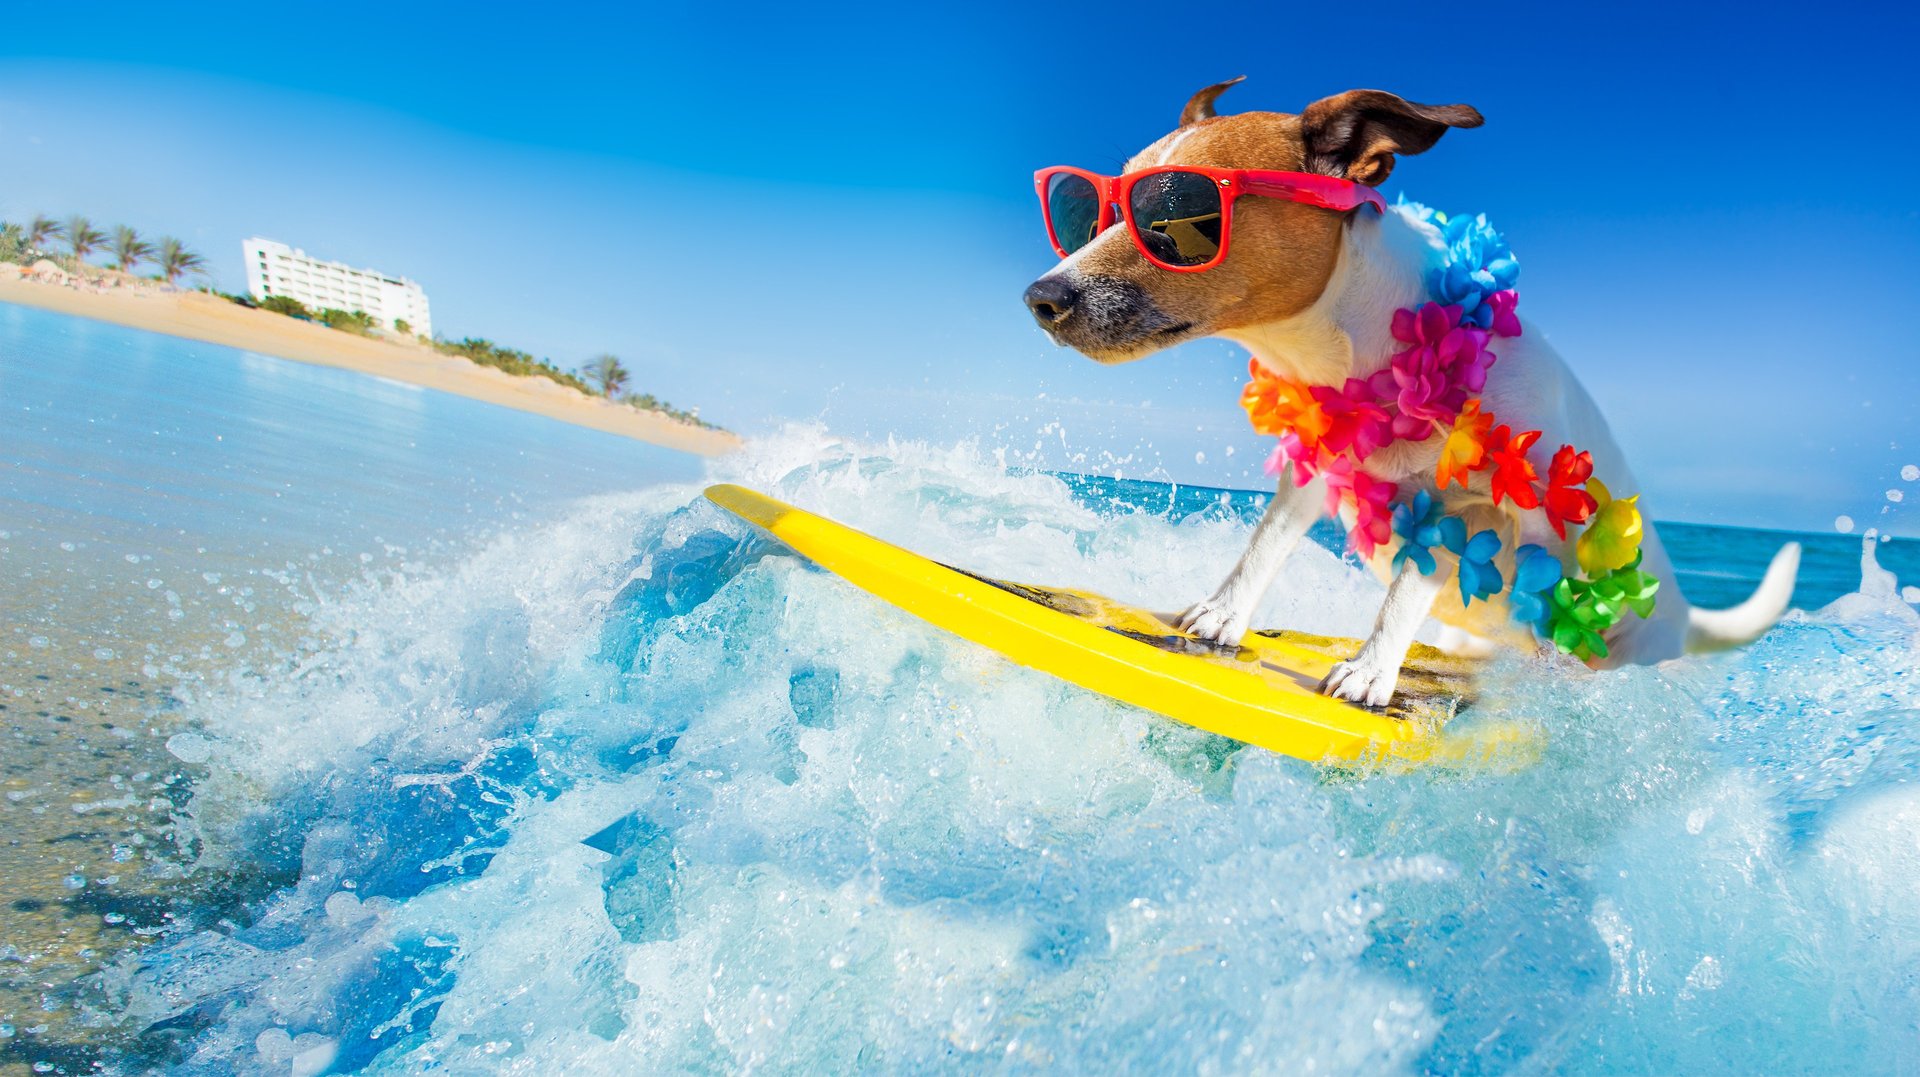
[1022,80,1800,706]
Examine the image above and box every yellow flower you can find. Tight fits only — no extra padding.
[1576,479,1643,575]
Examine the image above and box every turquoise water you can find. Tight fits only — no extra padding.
[1,303,698,567]
[1055,473,1920,614]
[6,305,1920,1075]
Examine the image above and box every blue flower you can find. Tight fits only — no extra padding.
[1389,489,1447,575]
[1425,213,1520,329]
[1438,517,1504,605]
[1509,543,1564,629]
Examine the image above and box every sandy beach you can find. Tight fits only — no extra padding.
[0,275,740,457]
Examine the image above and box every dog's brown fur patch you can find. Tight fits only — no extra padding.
[1058,112,1347,348]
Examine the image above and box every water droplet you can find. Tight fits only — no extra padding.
[1835,515,1855,533]
[1904,464,1919,482]
[63,874,84,890]
[1889,489,1906,503]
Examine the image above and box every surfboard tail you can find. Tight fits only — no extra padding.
[1685,542,1801,654]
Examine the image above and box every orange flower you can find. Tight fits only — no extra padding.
[1241,359,1332,448]
[1486,424,1542,508]
[1434,398,1494,489]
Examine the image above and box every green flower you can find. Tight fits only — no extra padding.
[1546,578,1615,660]
[1543,554,1660,661]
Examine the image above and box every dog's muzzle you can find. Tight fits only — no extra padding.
[1022,272,1193,359]
[1023,277,1079,328]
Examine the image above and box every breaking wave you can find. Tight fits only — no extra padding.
[113,427,1920,1075]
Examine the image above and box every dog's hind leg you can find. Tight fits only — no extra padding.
[1322,561,1448,707]
[1433,623,1497,658]
[1175,476,1324,648]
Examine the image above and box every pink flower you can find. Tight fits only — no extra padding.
[1347,473,1398,558]
[1369,349,1461,441]
[1266,435,1338,487]
[1317,454,1356,515]
[1378,302,1497,441]
[1438,324,1495,393]
[1310,379,1394,460]
[1486,290,1521,337]
[1261,441,1292,479]
[1390,302,1461,350]
[1321,458,1398,559]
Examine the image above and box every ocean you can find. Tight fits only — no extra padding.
[4,303,1919,1075]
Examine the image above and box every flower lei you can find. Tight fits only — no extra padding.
[1241,201,1657,661]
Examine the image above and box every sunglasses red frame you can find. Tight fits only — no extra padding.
[1033,165,1386,272]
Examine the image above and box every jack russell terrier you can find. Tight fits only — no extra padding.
[1023,79,1799,707]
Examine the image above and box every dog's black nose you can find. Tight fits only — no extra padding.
[1024,277,1078,327]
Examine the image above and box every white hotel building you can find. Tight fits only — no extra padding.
[242,238,433,337]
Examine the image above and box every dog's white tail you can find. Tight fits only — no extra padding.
[1684,542,1801,653]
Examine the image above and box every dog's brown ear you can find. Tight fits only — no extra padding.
[1180,76,1246,127]
[1298,90,1483,186]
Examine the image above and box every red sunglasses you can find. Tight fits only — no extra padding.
[1034,165,1385,273]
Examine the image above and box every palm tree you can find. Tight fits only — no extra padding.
[64,215,107,267]
[0,222,24,262]
[110,225,153,274]
[26,214,62,254]
[154,237,206,286]
[581,353,631,397]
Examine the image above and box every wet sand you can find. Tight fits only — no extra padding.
[0,530,300,1075]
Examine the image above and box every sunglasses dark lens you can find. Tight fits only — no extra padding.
[1128,171,1223,267]
[1045,173,1102,255]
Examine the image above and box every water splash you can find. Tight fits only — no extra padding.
[104,427,1920,1075]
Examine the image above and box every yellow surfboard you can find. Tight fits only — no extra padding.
[706,484,1537,770]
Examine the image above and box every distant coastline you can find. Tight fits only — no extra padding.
[0,275,741,457]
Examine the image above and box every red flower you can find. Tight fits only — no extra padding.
[1543,445,1599,538]
[1486,425,1542,509]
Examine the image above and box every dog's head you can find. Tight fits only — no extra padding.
[1023,81,1481,364]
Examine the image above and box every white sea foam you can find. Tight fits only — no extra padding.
[106,426,1920,1075]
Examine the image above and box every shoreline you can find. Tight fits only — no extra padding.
[0,276,741,457]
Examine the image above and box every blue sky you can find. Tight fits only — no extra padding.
[1,1,1916,535]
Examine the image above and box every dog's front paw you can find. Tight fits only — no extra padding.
[1320,653,1401,708]
[1175,596,1249,648]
